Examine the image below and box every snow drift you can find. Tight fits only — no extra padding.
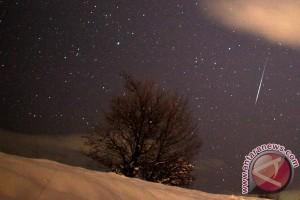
[0,152,266,200]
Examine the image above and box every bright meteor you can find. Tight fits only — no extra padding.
[255,58,269,105]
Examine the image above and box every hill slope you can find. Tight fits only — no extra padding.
[0,152,266,200]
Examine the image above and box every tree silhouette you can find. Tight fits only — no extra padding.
[85,74,202,186]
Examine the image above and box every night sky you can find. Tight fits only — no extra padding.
[1,0,300,193]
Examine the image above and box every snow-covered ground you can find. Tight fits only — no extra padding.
[0,152,267,200]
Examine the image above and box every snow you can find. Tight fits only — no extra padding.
[0,152,266,200]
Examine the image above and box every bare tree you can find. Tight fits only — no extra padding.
[85,74,202,186]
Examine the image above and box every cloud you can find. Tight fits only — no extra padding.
[202,0,300,48]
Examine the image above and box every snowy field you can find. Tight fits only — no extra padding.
[0,152,267,200]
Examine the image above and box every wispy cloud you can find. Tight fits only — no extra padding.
[202,0,300,48]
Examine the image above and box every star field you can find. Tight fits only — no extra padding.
[1,0,300,193]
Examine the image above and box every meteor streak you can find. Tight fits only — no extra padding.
[255,58,269,105]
